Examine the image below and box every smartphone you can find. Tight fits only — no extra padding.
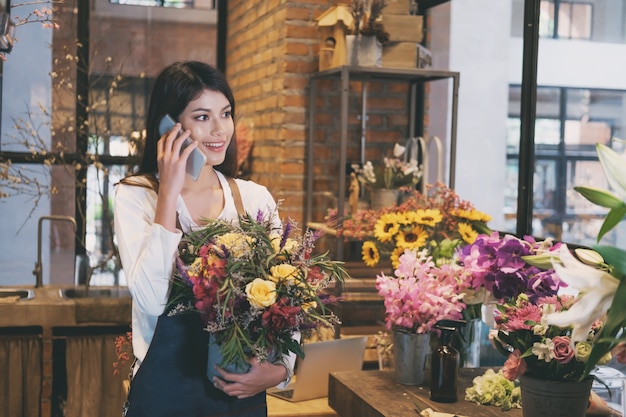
[158,114,207,181]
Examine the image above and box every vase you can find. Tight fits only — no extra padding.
[345,34,382,67]
[459,318,482,368]
[207,333,250,381]
[518,374,593,417]
[392,329,430,385]
[370,188,399,211]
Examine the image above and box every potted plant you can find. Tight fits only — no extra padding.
[346,0,389,66]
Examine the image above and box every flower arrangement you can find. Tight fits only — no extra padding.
[330,183,492,269]
[493,293,606,382]
[540,143,626,378]
[351,143,422,191]
[168,211,349,370]
[349,0,390,44]
[456,232,565,307]
[375,249,466,334]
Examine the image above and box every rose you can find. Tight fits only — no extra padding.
[502,349,527,380]
[552,336,575,364]
[262,298,301,334]
[269,263,299,284]
[215,232,256,258]
[245,278,277,309]
[575,341,593,362]
[271,236,299,254]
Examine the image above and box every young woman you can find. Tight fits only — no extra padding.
[114,61,295,417]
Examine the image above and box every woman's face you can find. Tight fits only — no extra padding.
[177,89,234,168]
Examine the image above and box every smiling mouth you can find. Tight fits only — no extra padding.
[203,142,225,149]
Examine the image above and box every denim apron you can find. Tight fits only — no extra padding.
[122,177,266,417]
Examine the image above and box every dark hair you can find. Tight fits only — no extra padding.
[138,61,238,178]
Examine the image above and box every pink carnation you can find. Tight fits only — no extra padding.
[502,349,527,381]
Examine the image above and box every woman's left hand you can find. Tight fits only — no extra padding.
[212,359,287,399]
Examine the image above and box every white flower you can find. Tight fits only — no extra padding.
[393,143,406,158]
[533,322,548,336]
[545,244,619,342]
[532,339,554,362]
[597,143,626,200]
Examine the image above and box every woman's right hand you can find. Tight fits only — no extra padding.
[154,123,198,231]
[156,123,197,195]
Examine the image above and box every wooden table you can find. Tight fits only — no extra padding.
[328,368,523,417]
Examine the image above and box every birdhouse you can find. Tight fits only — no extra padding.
[315,4,354,71]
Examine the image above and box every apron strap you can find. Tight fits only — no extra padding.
[226,177,245,216]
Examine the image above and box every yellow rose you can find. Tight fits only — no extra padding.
[271,236,299,262]
[270,263,300,284]
[187,257,204,278]
[301,300,318,311]
[574,341,592,362]
[215,232,255,258]
[245,278,277,309]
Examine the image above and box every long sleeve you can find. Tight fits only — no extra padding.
[113,180,182,363]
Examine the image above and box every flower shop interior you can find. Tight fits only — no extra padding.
[2,0,626,416]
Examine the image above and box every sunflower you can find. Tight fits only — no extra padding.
[451,208,492,223]
[411,209,443,227]
[396,225,429,249]
[361,240,381,267]
[373,212,401,243]
[390,245,406,269]
[458,222,478,244]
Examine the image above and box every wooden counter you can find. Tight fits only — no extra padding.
[328,368,523,417]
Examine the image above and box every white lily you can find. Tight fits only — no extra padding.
[597,143,626,200]
[546,244,620,342]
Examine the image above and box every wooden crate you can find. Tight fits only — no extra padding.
[381,14,423,43]
[384,0,414,15]
[382,41,432,69]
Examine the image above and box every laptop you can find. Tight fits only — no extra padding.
[267,336,367,402]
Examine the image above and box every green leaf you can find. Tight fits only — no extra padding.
[574,186,623,209]
[597,204,626,242]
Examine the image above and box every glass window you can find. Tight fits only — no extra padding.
[109,0,204,9]
[507,85,626,246]
[512,0,626,43]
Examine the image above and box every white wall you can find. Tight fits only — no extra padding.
[446,0,512,231]
[509,37,626,89]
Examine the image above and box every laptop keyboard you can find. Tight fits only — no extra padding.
[274,389,294,399]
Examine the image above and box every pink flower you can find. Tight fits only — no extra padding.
[552,336,575,364]
[502,349,527,381]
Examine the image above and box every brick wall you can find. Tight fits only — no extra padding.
[226,0,320,223]
[226,1,415,226]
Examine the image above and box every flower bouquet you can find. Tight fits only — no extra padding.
[494,293,605,383]
[456,231,565,321]
[492,292,609,417]
[330,182,492,269]
[375,249,466,334]
[542,143,626,378]
[351,143,422,191]
[375,248,466,384]
[167,211,349,374]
